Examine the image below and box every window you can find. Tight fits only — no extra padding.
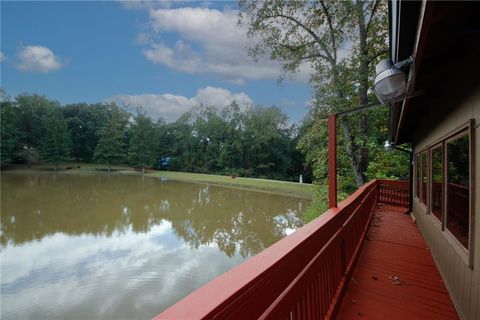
[416,154,420,198]
[430,146,443,221]
[421,151,428,205]
[446,131,470,250]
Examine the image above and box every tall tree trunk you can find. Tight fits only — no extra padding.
[340,117,365,186]
[356,0,370,185]
[332,65,366,186]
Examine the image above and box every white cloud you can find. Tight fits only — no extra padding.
[143,40,202,73]
[195,86,252,108]
[135,32,151,45]
[0,52,6,62]
[279,98,297,107]
[106,86,253,122]
[16,45,63,73]
[138,6,311,84]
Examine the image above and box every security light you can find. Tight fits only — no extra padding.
[374,57,413,104]
[384,140,393,151]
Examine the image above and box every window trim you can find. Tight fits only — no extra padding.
[417,120,475,268]
[415,153,421,199]
[428,143,443,229]
[444,130,470,258]
[420,150,429,208]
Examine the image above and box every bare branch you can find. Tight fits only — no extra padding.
[299,53,330,61]
[319,0,337,59]
[278,41,317,52]
[366,0,380,36]
[368,49,388,64]
[263,13,335,64]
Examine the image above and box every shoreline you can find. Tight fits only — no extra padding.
[1,164,313,200]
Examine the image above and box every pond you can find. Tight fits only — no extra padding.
[0,173,308,320]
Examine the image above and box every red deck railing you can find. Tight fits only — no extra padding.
[153,179,408,320]
[377,179,409,207]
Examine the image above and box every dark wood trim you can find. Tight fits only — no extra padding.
[429,143,443,227]
[468,119,475,269]
[443,125,472,266]
[415,120,476,267]
[420,150,428,208]
[426,120,472,149]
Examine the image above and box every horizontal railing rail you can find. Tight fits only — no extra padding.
[153,179,409,320]
[377,179,409,207]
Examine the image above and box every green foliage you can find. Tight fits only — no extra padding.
[40,109,72,169]
[62,103,109,162]
[93,105,128,171]
[153,103,306,181]
[1,96,22,164]
[302,182,349,222]
[128,113,157,171]
[15,93,59,150]
[2,90,309,181]
[240,0,400,220]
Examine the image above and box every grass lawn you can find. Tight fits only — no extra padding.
[146,171,312,199]
[2,163,313,199]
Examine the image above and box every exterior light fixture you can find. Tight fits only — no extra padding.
[374,57,413,104]
[384,140,394,151]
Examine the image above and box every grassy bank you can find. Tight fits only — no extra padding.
[146,171,312,199]
[2,163,313,199]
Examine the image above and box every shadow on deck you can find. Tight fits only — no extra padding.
[337,204,458,320]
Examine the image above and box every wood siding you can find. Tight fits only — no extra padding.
[412,88,480,320]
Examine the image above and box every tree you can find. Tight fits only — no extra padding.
[62,103,109,162]
[239,0,388,186]
[242,106,291,178]
[0,94,21,164]
[128,113,157,174]
[40,109,71,171]
[93,104,127,172]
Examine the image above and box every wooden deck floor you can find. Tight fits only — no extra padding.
[336,204,459,320]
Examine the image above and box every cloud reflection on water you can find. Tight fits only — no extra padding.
[1,174,307,319]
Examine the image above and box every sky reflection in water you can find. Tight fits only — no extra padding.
[1,174,307,320]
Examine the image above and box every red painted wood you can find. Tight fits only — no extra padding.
[153,180,377,320]
[152,180,457,320]
[328,114,337,208]
[377,180,409,207]
[336,204,459,320]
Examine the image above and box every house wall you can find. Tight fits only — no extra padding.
[411,87,480,320]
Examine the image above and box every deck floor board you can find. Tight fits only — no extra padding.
[336,204,459,320]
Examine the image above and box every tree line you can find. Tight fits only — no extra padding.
[0,92,309,181]
[1,1,410,220]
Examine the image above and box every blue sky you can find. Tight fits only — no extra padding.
[1,1,312,122]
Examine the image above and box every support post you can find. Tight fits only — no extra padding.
[328,114,337,208]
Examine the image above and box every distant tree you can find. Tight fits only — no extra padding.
[93,105,127,172]
[62,103,109,162]
[16,93,59,150]
[242,106,291,178]
[40,109,71,171]
[16,146,39,167]
[0,95,22,164]
[128,113,157,174]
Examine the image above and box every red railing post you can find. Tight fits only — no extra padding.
[328,114,337,208]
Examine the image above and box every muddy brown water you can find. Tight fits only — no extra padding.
[1,173,308,320]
